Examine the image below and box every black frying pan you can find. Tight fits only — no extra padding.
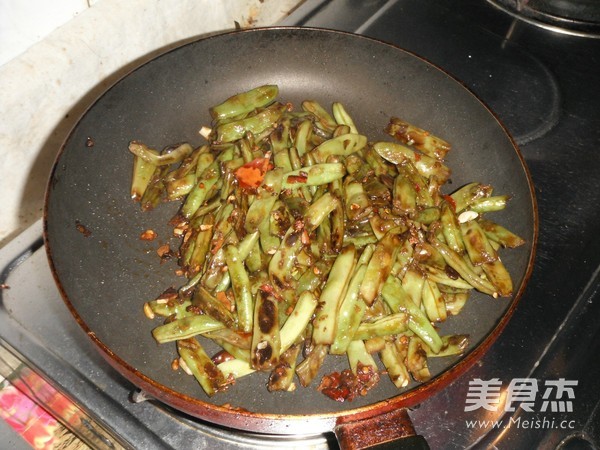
[44,27,537,448]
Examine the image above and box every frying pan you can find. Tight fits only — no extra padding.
[44,27,537,448]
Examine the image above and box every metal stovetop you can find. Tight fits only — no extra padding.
[1,1,599,449]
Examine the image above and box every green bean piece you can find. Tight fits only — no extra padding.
[372,141,451,182]
[413,242,445,269]
[482,258,514,297]
[329,177,345,253]
[440,200,465,254]
[421,278,447,323]
[268,193,339,288]
[430,238,497,297]
[282,163,346,189]
[271,118,293,172]
[210,85,278,120]
[460,219,499,266]
[312,245,357,345]
[424,334,469,357]
[423,265,474,290]
[330,264,368,355]
[332,102,359,135]
[288,145,303,171]
[381,276,443,354]
[392,173,417,214]
[347,340,377,374]
[364,336,386,354]
[384,117,451,161]
[224,244,254,333]
[396,159,434,207]
[177,338,229,396]
[345,153,373,180]
[165,144,205,178]
[217,358,256,380]
[353,312,409,341]
[268,226,304,289]
[296,344,329,387]
[406,336,431,382]
[250,287,281,370]
[310,133,367,162]
[216,102,286,143]
[363,146,393,177]
[204,328,251,351]
[332,124,351,137]
[187,213,215,276]
[450,182,493,212]
[359,230,403,305]
[268,344,301,392]
[259,212,280,256]
[236,230,260,261]
[192,286,235,328]
[344,177,373,221]
[237,134,254,164]
[380,339,410,388]
[181,160,220,219]
[165,147,205,199]
[152,315,225,344]
[301,100,337,133]
[478,218,525,248]
[280,291,318,353]
[166,173,196,201]
[202,241,233,292]
[470,195,510,213]
[131,153,158,201]
[296,259,331,294]
[294,119,314,156]
[444,292,470,316]
[414,206,441,225]
[343,233,378,249]
[129,141,193,166]
[145,294,191,319]
[213,338,251,363]
[139,163,170,211]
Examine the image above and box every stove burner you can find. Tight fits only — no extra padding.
[363,1,562,145]
[489,0,600,36]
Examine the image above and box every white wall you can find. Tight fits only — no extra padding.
[0,0,302,246]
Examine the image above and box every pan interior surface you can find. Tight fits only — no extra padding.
[44,28,535,420]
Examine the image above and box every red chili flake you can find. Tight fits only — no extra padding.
[317,363,380,402]
[140,229,158,241]
[234,155,272,189]
[212,350,235,365]
[157,243,174,261]
[210,232,225,254]
[258,284,284,302]
[286,174,308,184]
[442,194,457,212]
[216,291,234,312]
[75,220,92,237]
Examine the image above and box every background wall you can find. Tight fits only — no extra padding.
[0,0,303,247]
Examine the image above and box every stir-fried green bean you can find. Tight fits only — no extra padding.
[133,85,525,400]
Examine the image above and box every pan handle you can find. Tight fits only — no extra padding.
[334,408,429,450]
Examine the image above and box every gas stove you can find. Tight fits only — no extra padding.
[1,1,599,449]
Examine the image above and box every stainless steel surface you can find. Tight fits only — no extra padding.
[2,0,599,448]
